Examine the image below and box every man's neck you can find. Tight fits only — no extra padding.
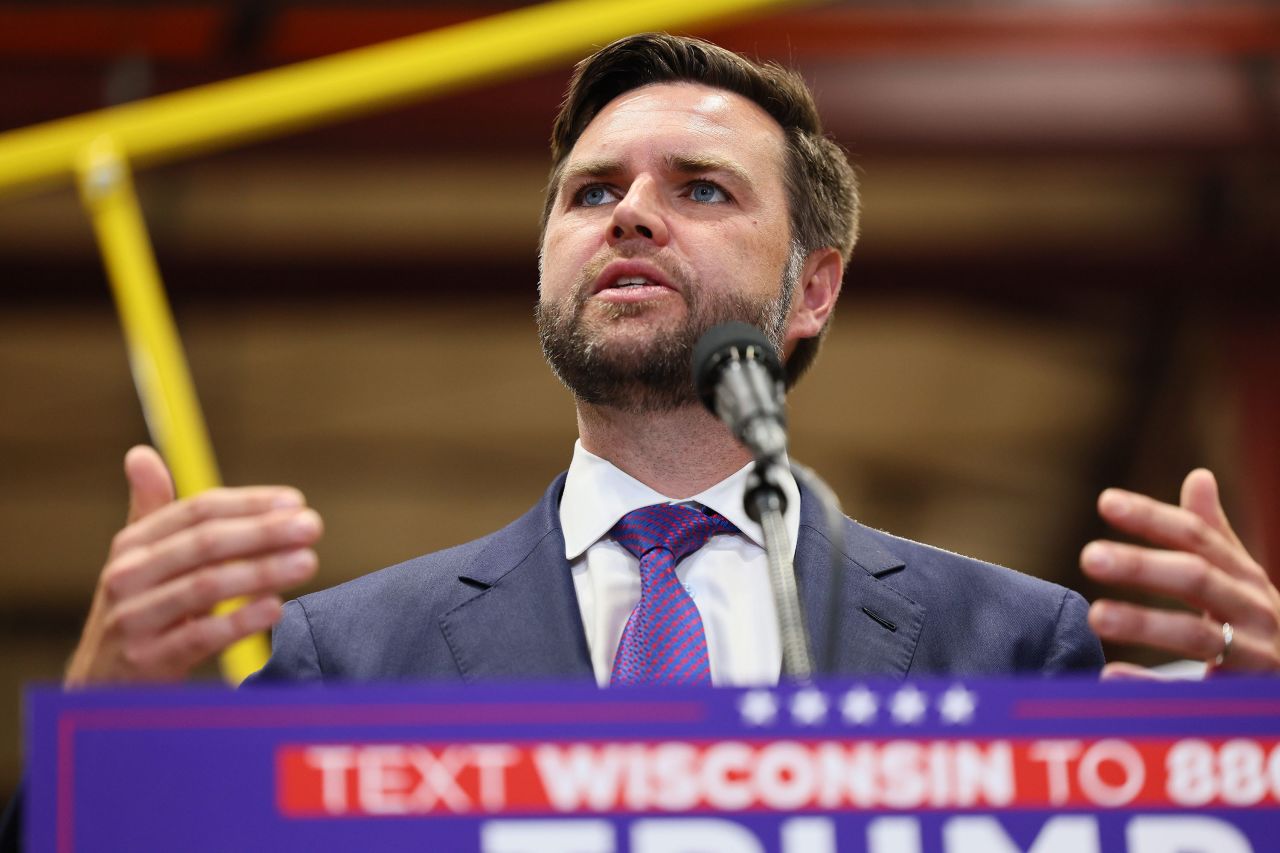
[576,402,753,500]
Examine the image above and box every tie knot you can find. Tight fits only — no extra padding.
[610,503,738,565]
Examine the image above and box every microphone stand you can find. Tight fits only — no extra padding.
[746,459,813,682]
[694,324,821,682]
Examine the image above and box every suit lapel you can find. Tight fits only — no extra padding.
[439,474,595,682]
[438,474,923,682]
[795,486,924,678]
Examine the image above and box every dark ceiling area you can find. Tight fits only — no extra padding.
[0,1,1276,304]
[3,3,1277,158]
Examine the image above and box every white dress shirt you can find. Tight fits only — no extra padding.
[560,440,801,687]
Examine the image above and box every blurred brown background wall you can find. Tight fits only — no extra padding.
[1,0,1277,804]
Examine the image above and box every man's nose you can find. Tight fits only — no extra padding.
[607,177,669,246]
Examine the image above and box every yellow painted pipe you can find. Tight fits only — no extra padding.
[0,0,808,200]
[75,136,270,684]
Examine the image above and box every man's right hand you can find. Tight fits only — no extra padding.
[64,446,322,686]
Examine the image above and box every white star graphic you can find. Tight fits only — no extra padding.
[789,688,830,726]
[938,684,977,725]
[890,685,928,725]
[738,689,779,726]
[839,686,879,725]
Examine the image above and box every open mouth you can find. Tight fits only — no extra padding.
[590,260,679,301]
[595,275,672,301]
[610,276,655,289]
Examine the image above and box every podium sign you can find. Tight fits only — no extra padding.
[25,677,1280,852]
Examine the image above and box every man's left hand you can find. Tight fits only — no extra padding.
[1081,468,1279,678]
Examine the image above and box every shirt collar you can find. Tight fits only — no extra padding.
[560,440,801,560]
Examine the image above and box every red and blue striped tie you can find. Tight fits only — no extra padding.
[609,503,738,686]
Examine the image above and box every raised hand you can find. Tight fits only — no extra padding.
[65,446,322,685]
[1081,468,1279,678]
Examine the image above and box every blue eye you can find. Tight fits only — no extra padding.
[689,182,728,203]
[579,185,616,206]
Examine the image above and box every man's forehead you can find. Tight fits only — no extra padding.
[603,82,739,119]
[586,81,779,134]
[564,81,786,174]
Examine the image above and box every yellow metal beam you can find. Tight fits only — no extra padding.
[0,0,808,200]
[75,137,269,684]
[76,138,219,499]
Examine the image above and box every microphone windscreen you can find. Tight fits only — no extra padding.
[691,322,782,411]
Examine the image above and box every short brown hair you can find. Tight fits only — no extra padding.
[542,33,860,386]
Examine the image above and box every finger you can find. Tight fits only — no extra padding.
[1089,600,1223,661]
[124,446,175,524]
[112,485,307,555]
[1097,488,1264,584]
[124,594,283,679]
[1100,662,1176,681]
[1180,468,1244,550]
[108,548,316,637]
[106,508,323,599]
[1080,541,1256,624]
[1090,600,1278,671]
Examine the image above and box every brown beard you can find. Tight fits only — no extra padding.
[536,251,795,414]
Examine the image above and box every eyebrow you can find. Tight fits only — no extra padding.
[665,154,753,188]
[557,158,625,193]
[556,153,756,198]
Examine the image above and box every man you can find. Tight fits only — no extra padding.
[64,34,1279,687]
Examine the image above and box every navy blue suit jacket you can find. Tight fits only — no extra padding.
[248,474,1103,683]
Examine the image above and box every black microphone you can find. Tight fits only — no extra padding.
[692,322,788,463]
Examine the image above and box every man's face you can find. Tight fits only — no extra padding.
[537,82,800,413]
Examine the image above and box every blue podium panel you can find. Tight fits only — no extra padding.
[25,677,1280,852]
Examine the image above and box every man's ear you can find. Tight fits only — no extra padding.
[785,247,843,344]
